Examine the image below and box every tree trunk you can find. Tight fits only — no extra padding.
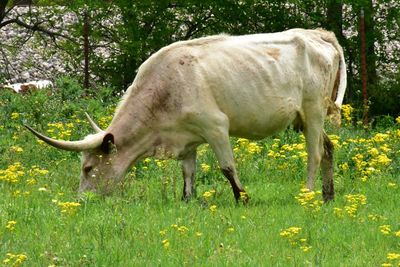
[360,9,369,125]
[83,9,90,90]
[0,0,9,24]
[363,0,378,85]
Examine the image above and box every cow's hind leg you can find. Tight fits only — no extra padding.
[203,114,247,202]
[321,132,334,202]
[181,149,197,201]
[304,116,335,203]
[302,107,327,190]
[304,126,323,192]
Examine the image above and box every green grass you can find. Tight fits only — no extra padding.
[1,90,399,266]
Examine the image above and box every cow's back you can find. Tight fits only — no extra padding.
[134,29,340,139]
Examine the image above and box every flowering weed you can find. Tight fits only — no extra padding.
[0,89,399,266]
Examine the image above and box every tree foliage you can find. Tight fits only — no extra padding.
[1,0,399,117]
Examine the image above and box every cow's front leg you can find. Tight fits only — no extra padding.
[204,117,247,202]
[221,165,248,202]
[181,149,197,201]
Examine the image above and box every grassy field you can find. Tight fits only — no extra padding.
[0,89,399,266]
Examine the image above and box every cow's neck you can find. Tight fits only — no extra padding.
[107,89,168,163]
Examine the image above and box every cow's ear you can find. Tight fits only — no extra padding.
[100,133,115,154]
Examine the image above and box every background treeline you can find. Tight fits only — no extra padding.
[1,0,399,119]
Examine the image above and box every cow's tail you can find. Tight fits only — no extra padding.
[334,45,347,109]
[324,31,347,126]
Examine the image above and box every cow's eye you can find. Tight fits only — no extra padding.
[84,166,93,173]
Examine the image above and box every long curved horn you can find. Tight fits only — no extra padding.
[24,125,104,151]
[85,112,104,133]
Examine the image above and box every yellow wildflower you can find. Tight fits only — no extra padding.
[11,112,20,119]
[195,232,203,237]
[57,201,81,215]
[203,191,212,199]
[293,143,305,150]
[300,245,312,252]
[29,166,49,176]
[10,146,23,153]
[380,144,391,153]
[339,162,349,171]
[341,104,353,125]
[201,163,211,173]
[368,147,379,157]
[295,188,323,212]
[98,115,113,129]
[380,225,391,235]
[372,133,389,143]
[247,142,262,154]
[37,139,44,145]
[155,159,168,168]
[240,191,249,201]
[280,227,301,237]
[3,253,27,266]
[209,205,217,212]
[202,189,215,200]
[340,194,367,218]
[0,162,25,184]
[237,138,249,147]
[197,145,208,156]
[5,221,17,231]
[177,225,189,234]
[376,154,391,166]
[298,151,308,159]
[162,239,170,249]
[328,135,341,147]
[280,226,307,248]
[387,253,400,260]
[159,229,167,236]
[267,150,276,157]
[368,214,386,221]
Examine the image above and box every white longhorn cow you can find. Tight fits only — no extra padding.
[26,28,346,202]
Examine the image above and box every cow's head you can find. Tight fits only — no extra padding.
[25,114,130,194]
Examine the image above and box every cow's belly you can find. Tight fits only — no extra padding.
[196,45,303,139]
[226,96,300,139]
[209,67,302,139]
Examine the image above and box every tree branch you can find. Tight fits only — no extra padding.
[0,18,77,43]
